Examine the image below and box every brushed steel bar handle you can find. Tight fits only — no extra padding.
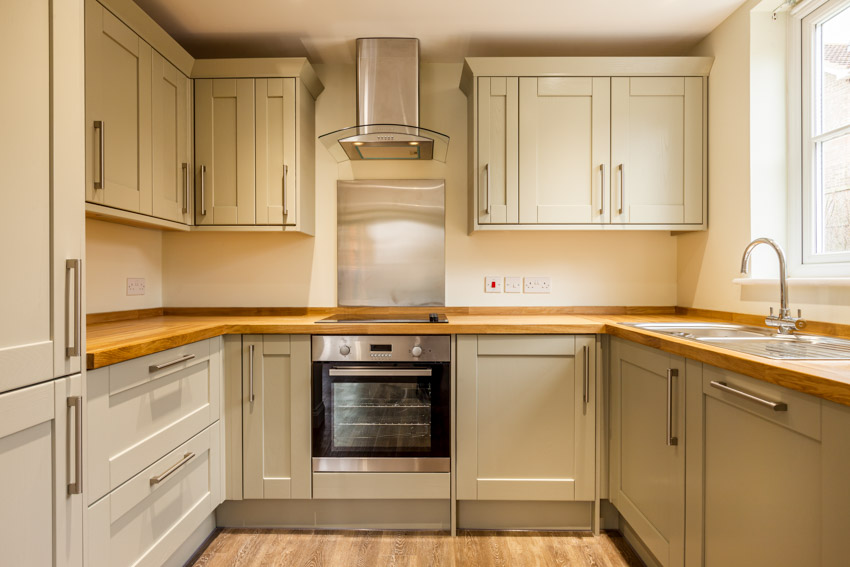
[94,120,104,189]
[200,165,207,216]
[283,164,289,216]
[667,368,679,446]
[329,368,433,377]
[484,163,491,215]
[149,353,195,372]
[710,381,788,411]
[618,163,625,215]
[67,396,83,495]
[249,344,255,403]
[583,345,590,404]
[182,162,189,214]
[599,164,605,215]
[150,452,195,486]
[66,259,81,358]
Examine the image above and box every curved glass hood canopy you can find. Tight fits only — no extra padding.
[319,38,449,162]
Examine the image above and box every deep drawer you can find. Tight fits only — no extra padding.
[86,338,221,504]
[87,423,221,567]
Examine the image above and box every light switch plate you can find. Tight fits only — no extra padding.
[485,276,503,293]
[505,277,523,293]
[524,276,551,293]
[127,277,145,296]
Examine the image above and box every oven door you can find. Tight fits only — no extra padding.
[311,361,450,472]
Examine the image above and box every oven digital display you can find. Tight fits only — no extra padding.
[370,344,392,352]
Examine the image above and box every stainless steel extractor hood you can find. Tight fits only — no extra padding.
[319,38,449,162]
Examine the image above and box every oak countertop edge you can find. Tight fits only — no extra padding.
[86,314,850,407]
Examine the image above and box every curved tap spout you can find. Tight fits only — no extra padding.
[740,237,789,319]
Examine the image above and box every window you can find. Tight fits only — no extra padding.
[800,0,850,268]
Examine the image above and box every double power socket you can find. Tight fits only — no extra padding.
[485,276,551,294]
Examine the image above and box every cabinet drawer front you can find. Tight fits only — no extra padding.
[703,365,821,441]
[87,339,220,504]
[88,423,220,567]
[313,473,449,500]
[477,335,575,356]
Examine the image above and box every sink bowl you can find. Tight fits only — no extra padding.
[623,322,850,360]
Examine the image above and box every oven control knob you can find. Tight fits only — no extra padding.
[411,346,423,357]
[339,345,351,356]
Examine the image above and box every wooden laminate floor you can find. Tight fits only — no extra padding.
[188,529,645,567]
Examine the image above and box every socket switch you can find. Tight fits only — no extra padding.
[127,277,146,296]
[485,276,503,293]
[524,276,551,294]
[505,277,523,293]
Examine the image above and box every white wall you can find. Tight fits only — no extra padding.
[161,63,679,307]
[86,219,163,313]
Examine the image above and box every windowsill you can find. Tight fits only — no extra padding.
[733,277,850,287]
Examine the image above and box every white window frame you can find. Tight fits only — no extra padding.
[791,0,850,276]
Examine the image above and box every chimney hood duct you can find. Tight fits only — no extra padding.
[319,38,449,162]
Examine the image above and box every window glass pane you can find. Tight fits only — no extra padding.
[820,5,850,133]
[818,133,850,253]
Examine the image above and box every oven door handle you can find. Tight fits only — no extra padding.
[328,368,433,377]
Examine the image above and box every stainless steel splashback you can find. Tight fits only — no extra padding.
[337,179,445,307]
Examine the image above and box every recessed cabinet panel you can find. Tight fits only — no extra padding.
[195,78,255,225]
[611,77,703,225]
[477,77,518,224]
[519,77,610,224]
[85,0,152,214]
[256,78,297,225]
[151,52,191,224]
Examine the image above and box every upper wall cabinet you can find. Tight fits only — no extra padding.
[460,57,712,232]
[192,59,323,234]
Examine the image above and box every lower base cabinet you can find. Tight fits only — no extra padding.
[0,375,83,567]
[457,335,596,502]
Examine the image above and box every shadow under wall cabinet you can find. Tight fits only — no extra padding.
[460,58,712,232]
[457,335,596,503]
[193,59,323,234]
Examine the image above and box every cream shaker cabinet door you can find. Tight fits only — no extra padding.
[457,335,595,502]
[477,77,518,224]
[194,78,255,225]
[701,366,821,567]
[151,52,191,224]
[611,77,704,225]
[256,78,296,226]
[609,338,685,567]
[85,0,152,214]
[243,336,311,499]
[0,377,83,567]
[519,77,610,224]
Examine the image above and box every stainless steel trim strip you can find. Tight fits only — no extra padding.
[148,353,195,372]
[67,396,83,495]
[200,165,207,215]
[312,457,450,473]
[329,368,432,377]
[283,164,289,216]
[66,259,82,358]
[182,162,189,214]
[150,452,195,485]
[667,368,679,446]
[94,121,104,189]
[583,345,590,405]
[710,381,788,411]
[485,163,491,215]
[249,344,255,403]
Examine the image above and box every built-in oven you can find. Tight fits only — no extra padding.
[311,335,450,473]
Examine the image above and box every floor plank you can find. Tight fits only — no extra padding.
[188,530,645,567]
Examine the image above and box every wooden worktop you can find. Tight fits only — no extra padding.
[87,308,850,407]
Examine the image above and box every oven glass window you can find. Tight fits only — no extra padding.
[332,381,432,450]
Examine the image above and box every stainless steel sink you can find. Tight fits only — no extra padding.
[624,322,850,360]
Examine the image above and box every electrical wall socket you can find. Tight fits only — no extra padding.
[524,276,551,293]
[484,276,503,293]
[505,277,523,293]
[127,277,146,296]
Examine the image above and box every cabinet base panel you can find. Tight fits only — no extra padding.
[216,499,450,530]
[457,500,592,530]
[620,519,663,567]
